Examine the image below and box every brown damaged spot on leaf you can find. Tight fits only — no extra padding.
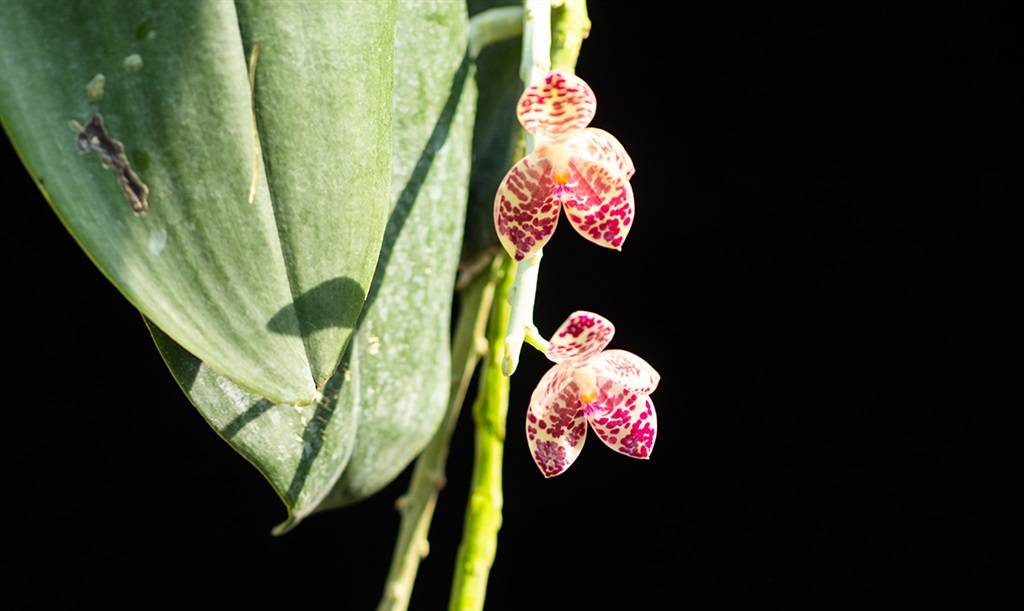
[75,112,149,214]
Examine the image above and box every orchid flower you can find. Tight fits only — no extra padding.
[494,71,635,261]
[526,311,660,478]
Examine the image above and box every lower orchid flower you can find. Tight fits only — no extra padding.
[526,311,660,477]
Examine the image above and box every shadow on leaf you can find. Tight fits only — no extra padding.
[221,399,273,440]
[363,51,470,311]
[148,48,473,534]
[266,276,365,336]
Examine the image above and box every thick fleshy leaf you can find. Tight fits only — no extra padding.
[148,322,360,533]
[494,152,560,261]
[546,311,615,364]
[0,1,393,404]
[591,349,661,395]
[527,364,588,478]
[234,1,393,390]
[586,389,657,460]
[563,177,635,251]
[319,2,476,507]
[516,70,596,142]
[147,0,475,529]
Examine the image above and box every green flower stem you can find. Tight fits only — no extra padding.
[448,254,515,611]
[448,2,589,609]
[501,250,548,375]
[469,7,525,59]
[501,0,590,375]
[551,0,591,71]
[520,0,552,153]
[501,0,552,376]
[376,256,503,611]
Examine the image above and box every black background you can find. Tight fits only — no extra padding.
[2,2,1015,609]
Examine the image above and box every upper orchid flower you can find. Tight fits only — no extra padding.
[495,71,636,261]
[526,311,660,478]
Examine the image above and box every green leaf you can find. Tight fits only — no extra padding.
[0,1,393,404]
[149,0,476,531]
[321,3,476,509]
[149,322,360,531]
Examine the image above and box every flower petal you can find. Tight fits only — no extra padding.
[546,311,615,364]
[554,129,636,251]
[561,176,630,249]
[591,349,660,395]
[494,153,560,261]
[568,128,635,185]
[527,363,588,478]
[586,386,657,460]
[517,71,596,142]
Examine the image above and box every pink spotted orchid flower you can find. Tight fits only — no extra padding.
[527,311,660,478]
[495,71,635,261]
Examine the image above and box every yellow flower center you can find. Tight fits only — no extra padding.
[573,367,598,404]
[536,141,572,187]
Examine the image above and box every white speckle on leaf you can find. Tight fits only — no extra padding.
[85,74,105,101]
[124,54,144,71]
[214,375,250,413]
[147,227,167,255]
[367,334,381,356]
